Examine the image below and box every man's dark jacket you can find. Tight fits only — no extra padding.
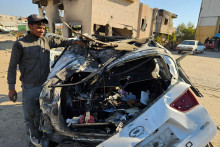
[7,33,75,89]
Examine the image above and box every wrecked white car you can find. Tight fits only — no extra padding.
[39,38,217,147]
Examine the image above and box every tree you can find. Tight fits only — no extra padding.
[176,22,195,43]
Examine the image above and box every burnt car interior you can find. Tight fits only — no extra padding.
[42,35,178,146]
[55,54,172,137]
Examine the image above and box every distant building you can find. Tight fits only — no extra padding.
[196,0,220,43]
[0,14,28,32]
[0,21,17,31]
[32,0,177,38]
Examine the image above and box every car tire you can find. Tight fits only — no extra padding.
[193,49,197,55]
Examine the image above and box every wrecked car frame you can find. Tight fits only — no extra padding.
[39,38,217,147]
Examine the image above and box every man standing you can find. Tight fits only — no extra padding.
[7,14,84,146]
[214,38,219,52]
[204,37,210,44]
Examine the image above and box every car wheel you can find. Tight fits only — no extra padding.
[193,49,197,55]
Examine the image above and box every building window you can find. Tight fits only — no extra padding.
[164,18,168,25]
[55,23,63,35]
[42,10,48,20]
[58,4,64,18]
[141,18,147,31]
[59,9,64,18]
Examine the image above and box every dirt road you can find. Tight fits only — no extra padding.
[172,51,220,146]
[0,35,219,146]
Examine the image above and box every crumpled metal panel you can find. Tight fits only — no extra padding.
[47,46,98,81]
[47,44,175,84]
[106,45,172,70]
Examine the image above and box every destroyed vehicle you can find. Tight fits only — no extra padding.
[39,38,217,147]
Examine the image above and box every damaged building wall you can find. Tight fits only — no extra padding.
[61,0,93,37]
[91,0,140,37]
[33,0,177,38]
[34,0,140,38]
[40,0,60,33]
[37,0,92,37]
[137,3,153,38]
[154,9,177,35]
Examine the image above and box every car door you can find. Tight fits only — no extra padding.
[197,41,204,52]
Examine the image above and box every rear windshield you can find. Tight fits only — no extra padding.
[181,41,195,45]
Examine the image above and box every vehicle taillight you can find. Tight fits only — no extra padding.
[170,89,199,112]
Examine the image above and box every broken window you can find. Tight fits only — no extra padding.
[69,22,82,36]
[58,4,64,18]
[58,9,64,18]
[94,24,106,36]
[55,23,63,35]
[112,27,132,38]
[42,9,48,20]
[164,18,168,25]
[141,18,147,31]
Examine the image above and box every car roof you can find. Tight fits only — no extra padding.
[182,40,198,42]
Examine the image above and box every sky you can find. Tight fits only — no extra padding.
[140,0,202,27]
[0,0,202,27]
[0,0,39,17]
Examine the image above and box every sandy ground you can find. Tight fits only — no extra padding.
[0,34,219,146]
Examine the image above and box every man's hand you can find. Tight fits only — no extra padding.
[8,89,17,102]
[74,40,87,48]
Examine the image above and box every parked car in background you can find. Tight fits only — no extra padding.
[204,39,215,50]
[176,40,205,54]
[38,38,217,147]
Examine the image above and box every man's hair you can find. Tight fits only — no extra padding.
[28,21,47,26]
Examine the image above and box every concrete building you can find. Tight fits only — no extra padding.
[0,21,17,31]
[0,14,28,32]
[153,9,177,36]
[196,0,220,43]
[33,0,177,38]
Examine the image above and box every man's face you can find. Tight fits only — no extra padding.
[28,23,46,38]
